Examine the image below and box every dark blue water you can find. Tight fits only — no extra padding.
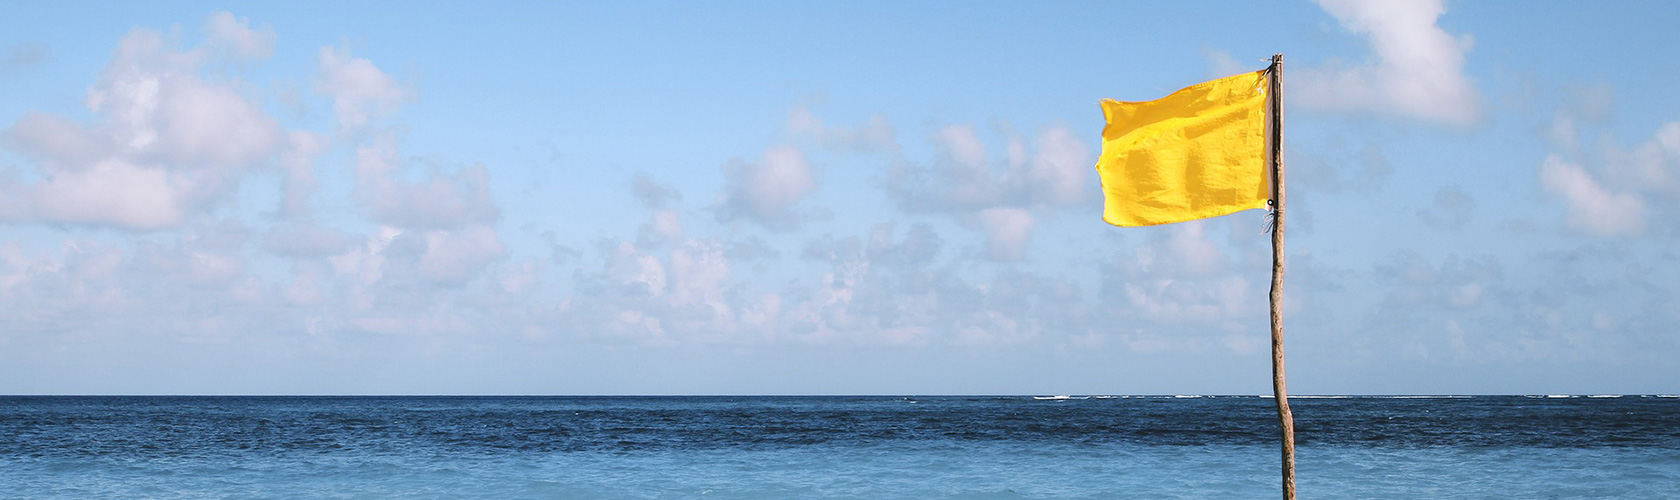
[3,396,1678,498]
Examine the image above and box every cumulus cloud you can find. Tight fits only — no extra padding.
[666,240,731,316]
[336,137,507,286]
[1293,143,1392,194]
[351,139,500,230]
[3,43,48,73]
[883,123,1092,213]
[1298,0,1480,125]
[315,46,412,131]
[0,243,109,331]
[404,226,509,286]
[1539,155,1645,237]
[1200,47,1249,78]
[789,224,1086,347]
[88,30,283,167]
[785,104,897,154]
[1093,219,1274,352]
[30,159,182,229]
[204,11,275,61]
[1122,275,1254,327]
[1600,121,1680,197]
[282,262,328,306]
[637,209,685,248]
[937,124,989,170]
[714,145,819,231]
[978,207,1034,261]
[1417,185,1474,230]
[1333,252,1512,361]
[1371,252,1502,310]
[548,218,1097,350]
[1536,83,1680,239]
[1544,83,1615,151]
[1023,125,1090,206]
[865,222,941,268]
[631,172,682,209]
[0,26,284,230]
[563,239,741,346]
[322,224,507,293]
[0,227,293,342]
[873,122,1093,262]
[1114,221,1232,280]
[278,131,328,215]
[135,223,252,289]
[264,221,356,259]
[0,13,538,361]
[631,175,687,246]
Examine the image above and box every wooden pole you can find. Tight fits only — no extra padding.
[1267,52,1297,500]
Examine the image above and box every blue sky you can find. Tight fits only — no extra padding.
[2,1,1678,395]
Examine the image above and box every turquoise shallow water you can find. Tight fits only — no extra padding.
[3,396,1677,499]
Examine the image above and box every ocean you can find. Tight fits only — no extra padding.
[2,395,1677,499]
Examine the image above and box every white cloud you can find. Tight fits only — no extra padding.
[498,260,541,295]
[136,225,251,289]
[978,207,1034,261]
[279,131,328,215]
[328,226,401,285]
[1545,84,1616,151]
[352,139,500,230]
[606,240,668,299]
[31,159,182,229]
[412,226,508,286]
[1602,121,1680,196]
[1023,125,1091,206]
[3,112,113,168]
[714,145,818,231]
[631,172,681,209]
[204,11,275,61]
[561,239,720,346]
[885,123,1091,214]
[1200,47,1249,78]
[667,240,731,316]
[1124,221,1229,280]
[1539,155,1645,237]
[936,124,989,169]
[638,209,685,248]
[153,76,283,168]
[315,46,412,131]
[1294,144,1393,194]
[1447,282,1483,308]
[785,104,897,154]
[3,43,48,73]
[1417,185,1474,230]
[866,222,942,267]
[786,225,1092,347]
[1093,219,1272,347]
[0,25,284,230]
[879,123,1093,262]
[1365,252,1502,324]
[1123,275,1253,326]
[283,263,326,306]
[88,29,282,166]
[0,241,127,333]
[318,224,507,293]
[1299,0,1480,125]
[264,221,355,259]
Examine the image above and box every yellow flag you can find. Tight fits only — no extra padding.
[1096,70,1270,227]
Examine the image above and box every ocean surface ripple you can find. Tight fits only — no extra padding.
[3,396,1677,499]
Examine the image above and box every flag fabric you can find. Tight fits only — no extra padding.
[1096,70,1270,227]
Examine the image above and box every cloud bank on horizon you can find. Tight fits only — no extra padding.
[1,1,1677,395]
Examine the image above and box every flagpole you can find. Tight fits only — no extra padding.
[1267,52,1297,500]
